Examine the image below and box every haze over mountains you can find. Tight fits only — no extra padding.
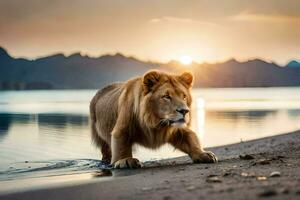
[0,47,300,90]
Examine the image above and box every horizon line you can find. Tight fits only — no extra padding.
[0,45,299,67]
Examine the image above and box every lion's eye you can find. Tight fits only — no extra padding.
[183,94,187,100]
[163,95,171,100]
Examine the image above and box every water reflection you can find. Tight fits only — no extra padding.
[0,88,300,181]
[37,114,88,129]
[0,113,94,170]
[0,113,88,130]
[0,114,12,141]
[287,109,300,118]
[1,105,300,171]
[205,110,278,121]
[197,108,300,147]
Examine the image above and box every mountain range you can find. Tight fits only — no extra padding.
[1,47,300,90]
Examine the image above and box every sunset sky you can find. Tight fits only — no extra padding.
[0,0,299,65]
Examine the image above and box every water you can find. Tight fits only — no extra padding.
[1,88,300,181]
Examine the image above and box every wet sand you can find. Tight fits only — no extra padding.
[0,130,300,200]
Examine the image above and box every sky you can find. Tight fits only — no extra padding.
[0,0,299,65]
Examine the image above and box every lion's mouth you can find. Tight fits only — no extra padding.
[158,118,186,127]
[169,118,186,124]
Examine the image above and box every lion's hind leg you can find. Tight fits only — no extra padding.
[91,122,112,163]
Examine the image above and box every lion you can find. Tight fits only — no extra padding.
[90,70,217,169]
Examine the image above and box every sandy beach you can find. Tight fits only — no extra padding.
[0,130,299,200]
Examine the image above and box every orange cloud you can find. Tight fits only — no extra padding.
[231,12,300,22]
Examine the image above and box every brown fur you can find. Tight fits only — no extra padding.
[90,71,217,168]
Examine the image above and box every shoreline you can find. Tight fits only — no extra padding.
[1,130,300,199]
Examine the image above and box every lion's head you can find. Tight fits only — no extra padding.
[140,70,193,129]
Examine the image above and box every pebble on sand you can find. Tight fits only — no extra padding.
[269,171,281,177]
[186,186,196,191]
[240,172,256,177]
[141,187,153,191]
[206,177,222,183]
[256,159,271,165]
[257,176,267,181]
[239,154,255,160]
[252,159,271,166]
[258,189,277,197]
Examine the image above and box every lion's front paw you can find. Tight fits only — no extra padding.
[192,151,218,164]
[114,157,142,169]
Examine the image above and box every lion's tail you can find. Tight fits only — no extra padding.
[89,94,97,123]
[89,92,103,148]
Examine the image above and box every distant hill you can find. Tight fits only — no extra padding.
[191,59,300,87]
[1,47,300,90]
[0,47,163,90]
[287,60,300,68]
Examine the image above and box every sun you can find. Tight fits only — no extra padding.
[178,55,193,65]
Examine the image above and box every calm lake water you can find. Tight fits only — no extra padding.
[1,88,300,180]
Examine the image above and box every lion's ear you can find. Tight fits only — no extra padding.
[178,72,193,88]
[143,70,160,92]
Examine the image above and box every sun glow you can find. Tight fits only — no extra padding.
[179,55,193,65]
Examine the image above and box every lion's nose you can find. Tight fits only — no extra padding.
[176,108,189,116]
